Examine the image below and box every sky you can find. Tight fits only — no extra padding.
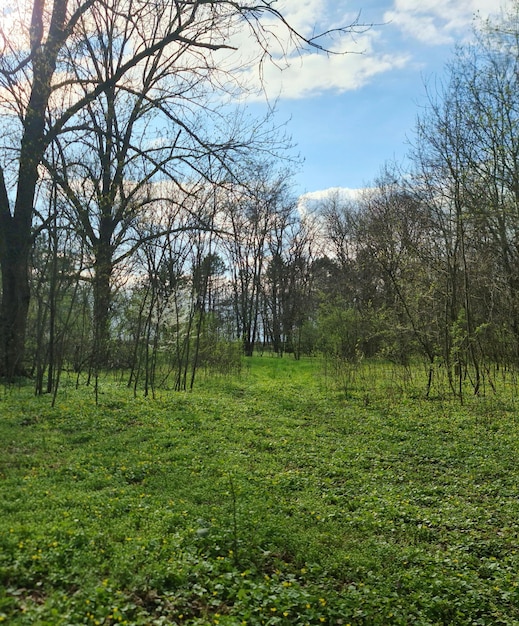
[0,0,512,202]
[242,0,515,199]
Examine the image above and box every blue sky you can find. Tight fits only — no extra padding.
[243,0,514,198]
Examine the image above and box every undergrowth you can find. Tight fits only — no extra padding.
[1,357,519,624]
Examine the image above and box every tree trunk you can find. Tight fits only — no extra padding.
[0,106,44,378]
[92,244,114,371]
[0,0,65,377]
[0,239,31,379]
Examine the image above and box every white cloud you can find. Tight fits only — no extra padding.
[298,186,365,213]
[233,17,411,101]
[255,46,410,99]
[235,0,517,101]
[384,0,514,46]
[274,0,329,35]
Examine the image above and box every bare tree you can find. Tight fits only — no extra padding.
[410,7,519,393]
[263,208,319,357]
[354,170,438,381]
[0,0,364,378]
[223,162,294,356]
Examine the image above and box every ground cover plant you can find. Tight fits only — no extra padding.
[1,357,519,625]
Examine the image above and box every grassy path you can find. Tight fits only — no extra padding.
[1,357,519,624]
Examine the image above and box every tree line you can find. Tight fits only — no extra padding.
[2,2,519,399]
[314,7,519,398]
[0,0,363,384]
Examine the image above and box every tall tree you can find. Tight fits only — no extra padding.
[0,0,363,378]
[263,209,318,357]
[411,6,519,389]
[354,171,437,372]
[224,163,294,356]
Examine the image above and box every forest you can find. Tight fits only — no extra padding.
[2,3,519,400]
[2,1,519,624]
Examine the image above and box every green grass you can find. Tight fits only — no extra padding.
[1,357,519,625]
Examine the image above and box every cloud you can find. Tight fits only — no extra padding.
[274,0,330,35]
[384,0,514,46]
[235,0,516,101]
[233,14,411,101]
[298,186,365,214]
[254,46,410,100]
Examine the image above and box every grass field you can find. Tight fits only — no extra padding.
[1,357,519,625]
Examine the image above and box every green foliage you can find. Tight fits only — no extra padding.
[1,358,519,624]
[317,304,369,361]
[195,316,242,376]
